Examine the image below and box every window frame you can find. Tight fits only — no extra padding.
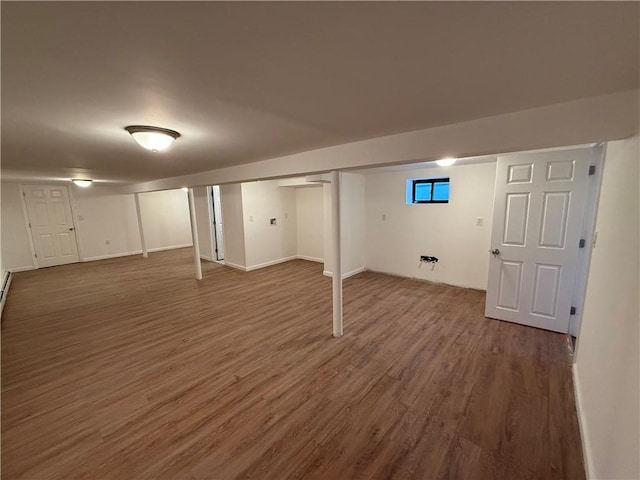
[411,177,450,204]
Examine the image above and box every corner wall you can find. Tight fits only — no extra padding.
[574,136,639,479]
[364,162,496,290]
[241,180,297,269]
[323,172,366,278]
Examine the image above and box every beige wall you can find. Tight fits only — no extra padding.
[364,162,496,290]
[574,136,639,479]
[296,186,324,262]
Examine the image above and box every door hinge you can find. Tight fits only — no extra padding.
[570,306,577,315]
[34,253,38,259]
[28,222,32,228]
[588,165,596,176]
[579,239,585,248]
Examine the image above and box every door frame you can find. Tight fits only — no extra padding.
[570,144,606,339]
[19,183,84,268]
[209,185,225,262]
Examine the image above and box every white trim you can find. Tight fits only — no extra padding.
[200,254,214,262]
[6,266,37,273]
[323,266,365,280]
[83,251,143,262]
[18,184,39,269]
[224,261,247,271]
[0,271,13,320]
[148,243,193,253]
[572,364,594,479]
[296,254,324,263]
[245,255,298,272]
[82,244,193,262]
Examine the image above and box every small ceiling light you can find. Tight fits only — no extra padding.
[181,187,189,192]
[125,125,181,152]
[435,157,457,167]
[71,179,92,187]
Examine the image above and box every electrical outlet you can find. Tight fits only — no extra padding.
[270,218,277,226]
[476,217,484,226]
[250,215,254,222]
[105,239,110,245]
[382,214,387,221]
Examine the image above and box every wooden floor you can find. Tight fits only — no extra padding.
[2,248,584,480]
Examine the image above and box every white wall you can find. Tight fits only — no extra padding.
[220,183,246,269]
[72,185,141,260]
[137,189,192,251]
[364,162,496,290]
[574,136,639,480]
[0,182,192,269]
[193,186,214,261]
[296,186,324,262]
[241,180,297,269]
[1,182,34,271]
[323,172,366,278]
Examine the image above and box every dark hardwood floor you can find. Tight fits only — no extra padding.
[1,248,584,479]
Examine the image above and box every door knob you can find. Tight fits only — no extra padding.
[490,248,501,256]
[69,227,75,231]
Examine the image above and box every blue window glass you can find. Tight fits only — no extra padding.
[411,177,449,203]
[432,182,450,201]
[414,183,432,202]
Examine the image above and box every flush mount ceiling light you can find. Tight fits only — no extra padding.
[71,179,92,187]
[124,125,181,152]
[435,157,457,167]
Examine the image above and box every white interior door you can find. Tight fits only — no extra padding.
[485,148,594,333]
[211,185,225,261]
[23,185,80,267]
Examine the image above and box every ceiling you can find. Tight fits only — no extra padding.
[2,2,638,184]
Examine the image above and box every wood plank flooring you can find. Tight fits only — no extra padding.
[1,248,585,479]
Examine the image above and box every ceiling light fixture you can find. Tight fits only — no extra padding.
[71,179,93,187]
[125,125,181,152]
[435,157,457,167]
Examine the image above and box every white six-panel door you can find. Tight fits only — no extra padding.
[23,185,80,268]
[485,148,593,333]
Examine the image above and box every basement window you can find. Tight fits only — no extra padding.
[406,177,450,204]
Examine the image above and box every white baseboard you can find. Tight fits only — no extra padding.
[246,256,298,272]
[200,254,214,262]
[83,244,193,262]
[83,250,142,262]
[323,267,365,280]
[224,261,247,271]
[296,255,324,263]
[7,265,36,273]
[0,271,12,320]
[572,364,593,479]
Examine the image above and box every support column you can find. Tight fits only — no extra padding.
[331,170,343,337]
[133,193,148,258]
[187,188,203,280]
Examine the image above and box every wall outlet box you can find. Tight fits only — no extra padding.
[270,218,277,226]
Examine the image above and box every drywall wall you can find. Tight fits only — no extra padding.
[0,182,193,269]
[137,189,192,250]
[364,162,496,290]
[241,180,297,269]
[574,136,639,480]
[193,187,214,261]
[72,185,141,260]
[296,186,324,262]
[323,172,366,277]
[220,183,246,269]
[1,182,34,271]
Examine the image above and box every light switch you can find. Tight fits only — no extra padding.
[476,217,484,227]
